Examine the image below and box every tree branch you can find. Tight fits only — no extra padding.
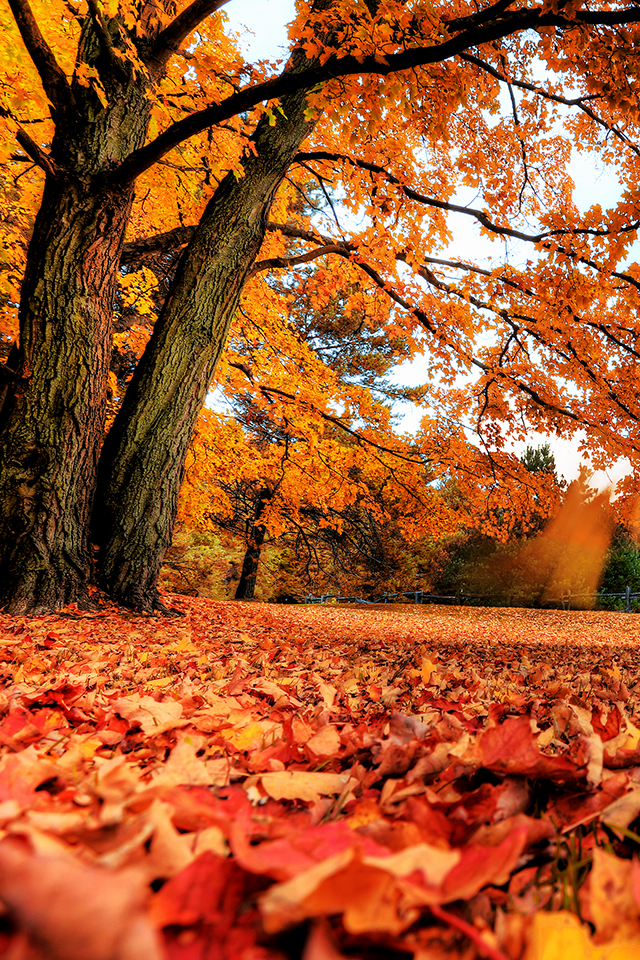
[297,150,640,245]
[255,384,427,463]
[444,0,518,31]
[250,243,348,274]
[267,221,329,244]
[256,227,640,447]
[7,0,73,116]
[121,220,328,264]
[121,225,197,263]
[125,207,640,306]
[15,126,62,177]
[86,0,128,82]
[112,4,640,185]
[568,7,640,23]
[298,150,640,294]
[146,0,232,80]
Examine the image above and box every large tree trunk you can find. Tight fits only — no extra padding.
[0,17,152,614]
[0,178,134,614]
[94,84,317,611]
[235,487,273,601]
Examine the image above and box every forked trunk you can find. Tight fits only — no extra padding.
[95,85,317,611]
[0,14,152,614]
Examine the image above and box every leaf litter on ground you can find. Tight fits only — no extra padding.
[2,598,640,958]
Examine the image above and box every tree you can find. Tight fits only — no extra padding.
[599,538,640,608]
[514,441,564,534]
[520,443,557,478]
[3,0,640,613]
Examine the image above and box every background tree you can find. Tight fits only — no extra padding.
[520,443,558,478]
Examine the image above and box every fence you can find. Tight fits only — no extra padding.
[305,585,640,613]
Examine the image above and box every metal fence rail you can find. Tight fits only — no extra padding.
[304,586,640,612]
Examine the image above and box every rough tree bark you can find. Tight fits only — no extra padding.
[0,11,153,613]
[94,83,317,611]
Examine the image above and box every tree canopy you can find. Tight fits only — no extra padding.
[2,0,640,613]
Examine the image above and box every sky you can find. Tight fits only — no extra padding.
[222,0,296,62]
[220,0,633,491]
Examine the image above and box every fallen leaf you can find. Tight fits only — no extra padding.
[0,835,162,960]
[261,771,348,803]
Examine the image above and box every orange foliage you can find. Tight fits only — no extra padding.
[4,0,640,496]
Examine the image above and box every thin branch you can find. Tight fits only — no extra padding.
[15,127,62,177]
[250,243,347,274]
[61,0,84,23]
[459,51,640,159]
[499,52,532,211]
[251,383,427,463]
[7,0,73,116]
[258,229,636,446]
[14,161,37,185]
[260,224,640,375]
[147,0,232,80]
[302,161,347,237]
[419,253,640,360]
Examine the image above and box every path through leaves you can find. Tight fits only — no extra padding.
[2,599,640,959]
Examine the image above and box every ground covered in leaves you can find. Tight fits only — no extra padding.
[2,598,640,959]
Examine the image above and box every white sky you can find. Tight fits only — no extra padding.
[223,0,295,62]
[222,0,634,491]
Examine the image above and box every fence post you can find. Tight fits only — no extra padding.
[626,585,632,613]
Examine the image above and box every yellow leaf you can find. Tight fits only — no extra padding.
[421,657,438,684]
[524,911,640,959]
[77,738,103,759]
[174,634,195,652]
[220,722,268,751]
